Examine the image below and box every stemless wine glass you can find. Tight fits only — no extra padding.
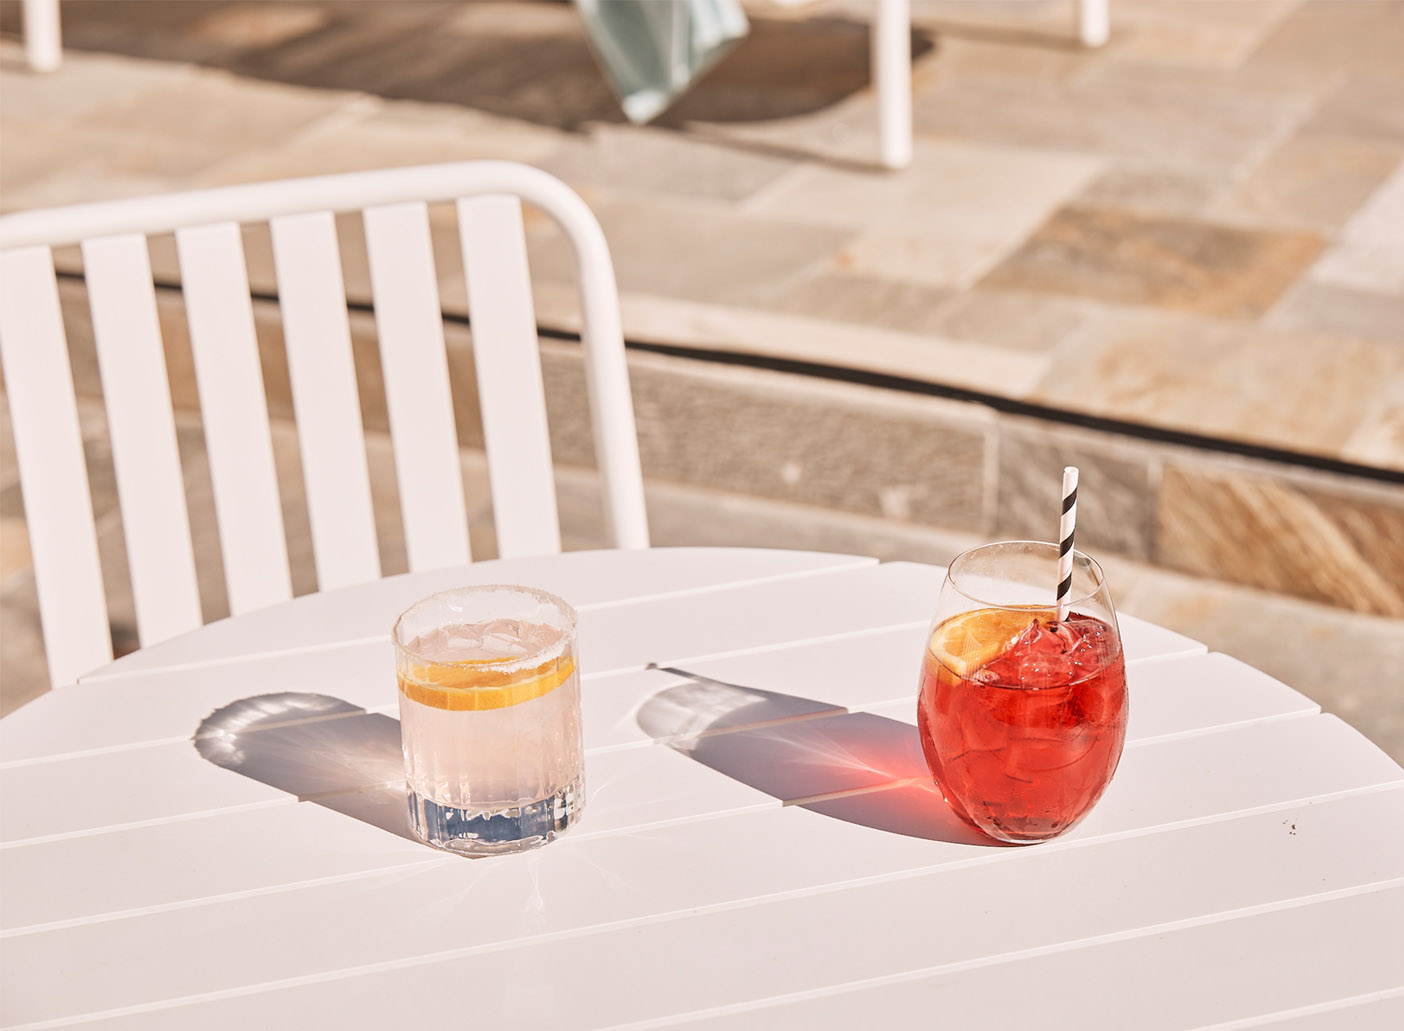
[915,541,1128,844]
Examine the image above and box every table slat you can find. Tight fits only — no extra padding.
[78,549,876,681]
[675,885,1404,1031]
[10,788,1400,1028]
[1210,993,1404,1031]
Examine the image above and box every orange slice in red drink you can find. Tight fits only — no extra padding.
[928,607,1050,678]
[398,654,575,711]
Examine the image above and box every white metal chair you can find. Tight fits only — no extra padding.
[0,160,650,689]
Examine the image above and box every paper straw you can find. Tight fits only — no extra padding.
[1056,466,1078,621]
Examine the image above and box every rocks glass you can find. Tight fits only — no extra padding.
[393,585,584,855]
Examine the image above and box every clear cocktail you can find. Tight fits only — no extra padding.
[393,586,583,855]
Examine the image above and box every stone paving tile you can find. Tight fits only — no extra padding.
[184,3,332,51]
[833,229,1006,291]
[1342,372,1404,474]
[528,197,854,309]
[748,137,1101,234]
[1308,164,1404,296]
[541,123,798,204]
[762,273,959,336]
[673,92,886,168]
[0,51,212,208]
[0,398,28,584]
[912,60,1318,176]
[1121,0,1305,32]
[1266,279,1404,345]
[922,288,1094,354]
[994,417,1159,561]
[1245,0,1404,79]
[1029,308,1404,459]
[0,116,137,206]
[1296,74,1404,147]
[50,0,256,65]
[1114,561,1404,765]
[0,582,46,715]
[982,206,1325,320]
[0,514,27,584]
[1155,460,1404,618]
[748,138,1100,287]
[915,33,1093,87]
[0,43,196,124]
[3,68,362,208]
[74,64,358,167]
[224,3,458,94]
[1073,167,1224,222]
[1210,134,1403,234]
[1109,4,1292,70]
[193,95,570,188]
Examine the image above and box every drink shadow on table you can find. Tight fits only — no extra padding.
[194,693,416,842]
[636,666,999,847]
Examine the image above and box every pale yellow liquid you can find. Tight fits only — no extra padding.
[397,619,582,811]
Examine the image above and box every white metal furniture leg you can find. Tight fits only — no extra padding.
[1079,0,1110,47]
[873,0,912,170]
[23,0,61,72]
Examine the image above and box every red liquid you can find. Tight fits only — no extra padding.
[916,612,1128,843]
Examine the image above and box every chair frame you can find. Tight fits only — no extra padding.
[0,161,649,688]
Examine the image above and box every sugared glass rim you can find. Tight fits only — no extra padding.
[392,583,578,669]
[945,540,1108,612]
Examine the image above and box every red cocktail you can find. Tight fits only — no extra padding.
[916,543,1128,843]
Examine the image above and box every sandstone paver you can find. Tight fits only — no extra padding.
[1309,164,1404,296]
[1155,461,1404,618]
[529,196,854,308]
[1266,279,1404,345]
[983,206,1325,319]
[1031,308,1404,459]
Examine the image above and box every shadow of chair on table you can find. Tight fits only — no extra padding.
[636,665,1001,847]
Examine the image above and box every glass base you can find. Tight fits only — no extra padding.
[407,778,583,856]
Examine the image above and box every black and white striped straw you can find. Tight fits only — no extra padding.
[1056,466,1079,622]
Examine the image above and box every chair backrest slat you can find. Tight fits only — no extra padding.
[269,212,381,591]
[81,234,203,644]
[175,222,293,615]
[457,195,560,558]
[0,247,112,685]
[362,201,471,572]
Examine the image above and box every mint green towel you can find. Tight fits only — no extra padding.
[576,0,750,123]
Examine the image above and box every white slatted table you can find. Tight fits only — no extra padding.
[2,548,1401,1029]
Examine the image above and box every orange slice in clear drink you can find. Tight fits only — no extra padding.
[928,607,1050,678]
[398,654,575,711]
